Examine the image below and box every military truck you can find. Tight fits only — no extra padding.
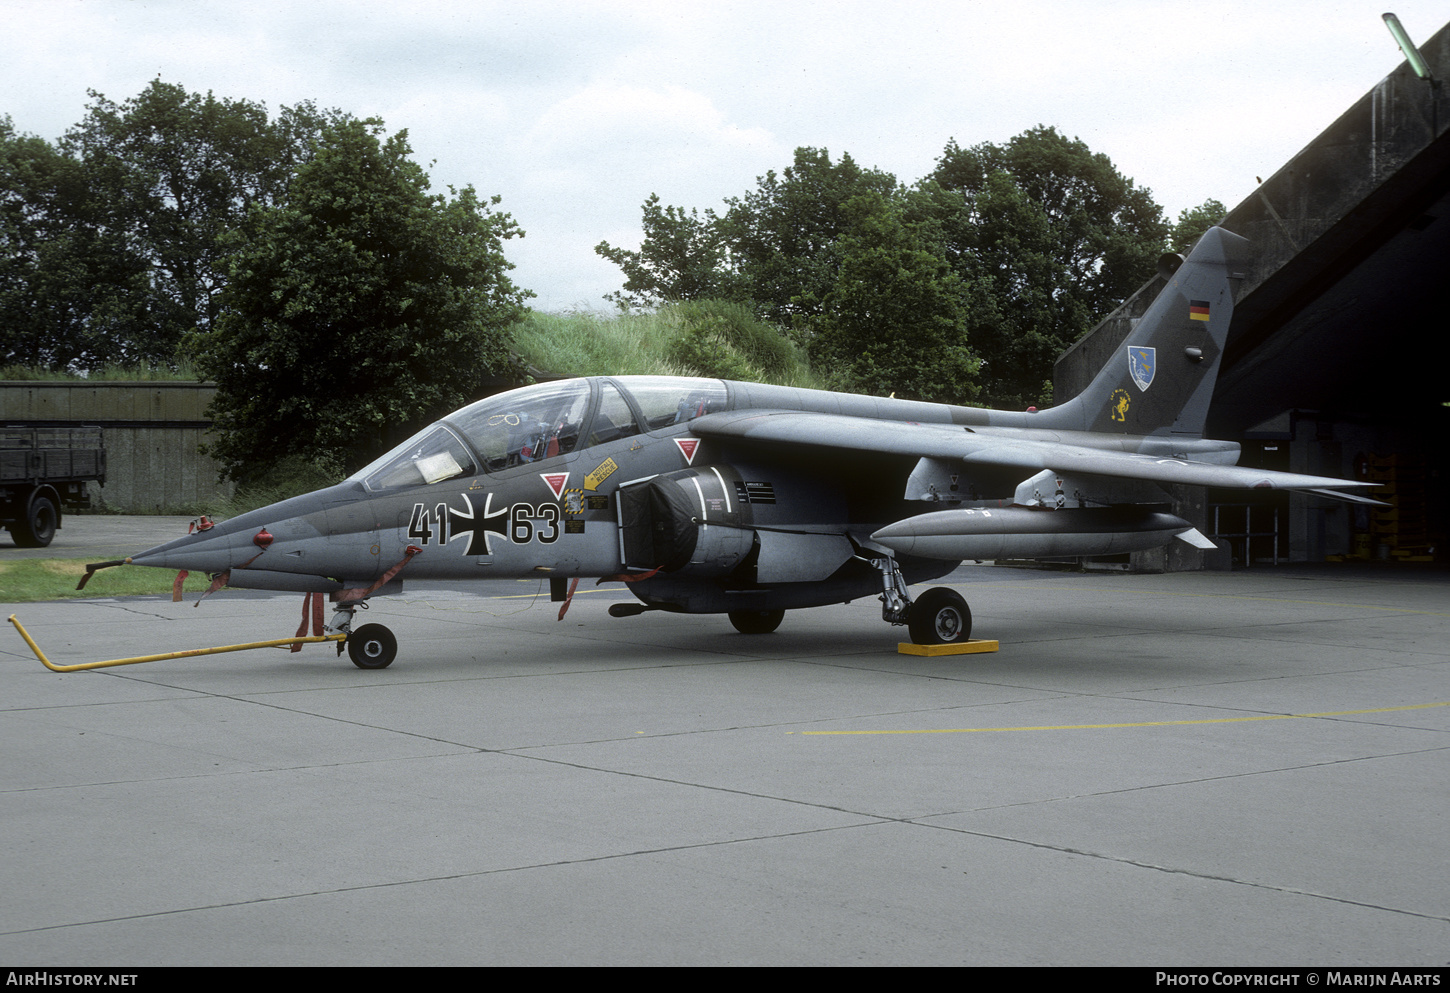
[1,425,106,547]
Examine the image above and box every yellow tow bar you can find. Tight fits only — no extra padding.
[8,614,346,673]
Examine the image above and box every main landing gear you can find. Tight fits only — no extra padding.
[728,609,785,634]
[875,556,972,645]
[330,604,398,669]
[907,587,972,645]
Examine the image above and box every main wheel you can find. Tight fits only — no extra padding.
[728,608,785,634]
[347,623,397,669]
[12,494,58,548]
[907,588,971,645]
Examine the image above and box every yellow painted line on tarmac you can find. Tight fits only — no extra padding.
[796,701,1450,735]
[935,583,1450,617]
[492,587,619,601]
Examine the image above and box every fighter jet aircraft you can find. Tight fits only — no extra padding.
[106,226,1379,667]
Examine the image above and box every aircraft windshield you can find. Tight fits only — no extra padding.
[353,425,478,491]
[614,376,727,429]
[447,380,591,471]
[348,377,725,491]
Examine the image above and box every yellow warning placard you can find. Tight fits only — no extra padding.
[584,457,618,491]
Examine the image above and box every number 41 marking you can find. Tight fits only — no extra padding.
[408,503,451,545]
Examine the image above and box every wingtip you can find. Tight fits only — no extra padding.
[1295,487,1393,507]
[1174,528,1219,550]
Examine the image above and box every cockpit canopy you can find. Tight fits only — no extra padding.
[350,376,728,492]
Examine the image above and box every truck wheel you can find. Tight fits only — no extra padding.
[13,495,58,548]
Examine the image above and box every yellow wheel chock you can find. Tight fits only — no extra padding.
[8,614,346,673]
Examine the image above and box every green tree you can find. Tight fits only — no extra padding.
[59,80,335,362]
[1169,199,1227,254]
[927,126,1168,408]
[192,118,531,481]
[0,116,154,369]
[721,147,900,325]
[596,132,1170,408]
[802,191,983,405]
[595,194,738,310]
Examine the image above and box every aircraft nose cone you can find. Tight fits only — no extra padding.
[125,490,335,574]
[127,522,252,572]
[120,482,378,590]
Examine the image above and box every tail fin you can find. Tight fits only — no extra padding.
[1039,226,1249,437]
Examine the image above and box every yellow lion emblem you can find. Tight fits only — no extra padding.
[1110,389,1131,423]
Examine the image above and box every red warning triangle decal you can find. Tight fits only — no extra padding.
[539,472,569,499]
[675,437,699,465]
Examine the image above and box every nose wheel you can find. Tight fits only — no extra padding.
[346,623,397,669]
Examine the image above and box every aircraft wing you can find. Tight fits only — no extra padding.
[689,410,1385,502]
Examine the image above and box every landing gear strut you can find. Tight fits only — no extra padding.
[874,556,972,645]
[874,555,913,626]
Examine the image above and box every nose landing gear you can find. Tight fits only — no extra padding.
[330,604,398,669]
[346,623,398,669]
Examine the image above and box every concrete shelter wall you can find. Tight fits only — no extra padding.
[0,381,232,512]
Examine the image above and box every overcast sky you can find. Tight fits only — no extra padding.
[4,0,1446,311]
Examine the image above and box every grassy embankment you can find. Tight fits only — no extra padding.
[512,300,822,388]
[0,362,202,381]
